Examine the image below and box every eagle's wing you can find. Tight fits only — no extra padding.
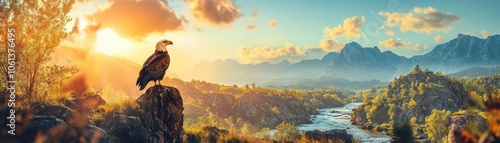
[143,52,167,67]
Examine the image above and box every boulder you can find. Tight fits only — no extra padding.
[22,116,77,142]
[22,116,108,143]
[137,86,184,143]
[303,129,353,143]
[447,114,487,143]
[64,92,106,112]
[351,104,368,125]
[34,104,74,121]
[202,126,229,136]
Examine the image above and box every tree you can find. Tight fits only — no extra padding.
[362,93,370,104]
[0,0,75,97]
[208,112,218,126]
[392,121,414,143]
[412,65,421,74]
[273,122,300,141]
[240,122,253,135]
[425,109,451,142]
[408,99,417,109]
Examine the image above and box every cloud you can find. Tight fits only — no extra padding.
[184,0,241,26]
[411,43,420,51]
[251,9,258,19]
[379,38,413,48]
[268,19,277,29]
[379,7,461,34]
[423,44,429,50]
[434,35,442,43]
[319,39,345,52]
[380,26,394,36]
[481,30,491,38]
[246,25,256,30]
[379,38,422,51]
[91,0,182,39]
[238,43,305,64]
[324,16,365,39]
[180,13,190,24]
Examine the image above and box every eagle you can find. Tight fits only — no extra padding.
[136,39,173,90]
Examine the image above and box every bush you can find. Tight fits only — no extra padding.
[273,122,301,141]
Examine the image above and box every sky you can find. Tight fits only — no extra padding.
[68,0,500,80]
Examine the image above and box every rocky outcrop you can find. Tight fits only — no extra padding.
[388,69,468,125]
[447,114,487,143]
[137,86,184,142]
[303,129,353,143]
[353,68,469,125]
[350,68,470,141]
[20,86,184,143]
[97,86,184,143]
[351,104,368,125]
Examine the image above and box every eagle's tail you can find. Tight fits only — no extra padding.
[135,76,148,90]
[136,73,150,91]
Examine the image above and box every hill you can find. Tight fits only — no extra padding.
[448,66,500,78]
[351,66,469,140]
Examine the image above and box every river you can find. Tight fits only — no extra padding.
[271,103,392,142]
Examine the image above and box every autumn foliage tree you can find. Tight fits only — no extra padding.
[0,0,75,98]
[425,109,451,142]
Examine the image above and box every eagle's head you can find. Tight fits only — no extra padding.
[155,39,173,52]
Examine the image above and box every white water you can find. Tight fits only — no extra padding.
[271,103,392,143]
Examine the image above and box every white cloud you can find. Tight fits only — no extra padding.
[380,26,394,36]
[184,0,242,26]
[238,43,306,64]
[379,38,412,48]
[434,35,442,43]
[319,39,345,52]
[379,7,461,34]
[324,16,365,39]
[481,30,491,38]
[268,19,277,29]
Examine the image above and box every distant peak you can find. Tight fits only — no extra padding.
[321,52,339,61]
[457,33,473,38]
[486,34,500,39]
[278,59,291,65]
[373,46,381,52]
[345,42,362,48]
[213,58,239,65]
[224,58,239,63]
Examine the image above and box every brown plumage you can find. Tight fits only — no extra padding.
[136,39,173,90]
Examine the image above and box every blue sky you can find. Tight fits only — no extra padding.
[71,0,500,75]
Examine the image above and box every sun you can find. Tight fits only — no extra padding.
[94,29,133,56]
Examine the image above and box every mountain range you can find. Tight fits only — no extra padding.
[192,34,500,88]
